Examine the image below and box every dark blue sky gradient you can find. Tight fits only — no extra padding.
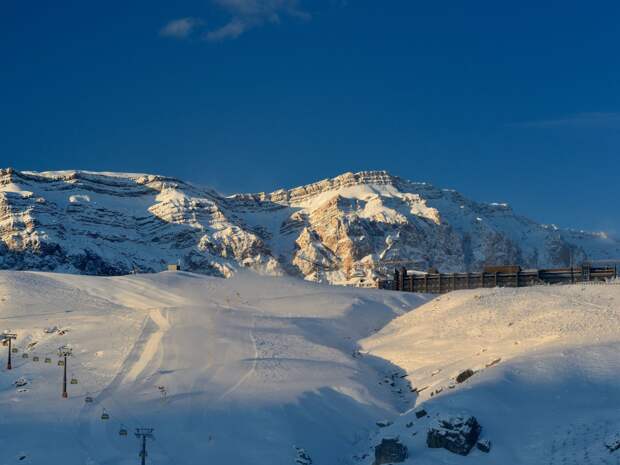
[1,1,619,233]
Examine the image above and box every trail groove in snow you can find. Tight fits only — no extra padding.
[218,317,258,401]
[124,308,170,383]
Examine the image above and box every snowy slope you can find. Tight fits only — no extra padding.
[2,270,619,464]
[360,283,620,464]
[0,270,426,465]
[1,168,618,285]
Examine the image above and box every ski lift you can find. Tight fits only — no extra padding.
[70,375,78,385]
[44,357,52,364]
[32,355,40,362]
[85,396,94,403]
[119,425,128,436]
[101,409,110,420]
[22,353,28,359]
[57,360,64,366]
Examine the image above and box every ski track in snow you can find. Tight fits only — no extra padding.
[3,271,620,465]
[124,309,170,384]
[218,316,258,401]
[76,309,163,465]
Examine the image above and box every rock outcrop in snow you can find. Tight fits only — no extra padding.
[0,168,618,284]
[426,415,482,456]
[373,437,408,465]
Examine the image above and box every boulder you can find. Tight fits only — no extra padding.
[294,446,312,465]
[374,437,408,465]
[456,369,475,383]
[605,435,620,453]
[477,439,492,453]
[426,415,481,456]
[13,377,28,388]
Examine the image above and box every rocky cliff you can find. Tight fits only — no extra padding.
[0,168,617,285]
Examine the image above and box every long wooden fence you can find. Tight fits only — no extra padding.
[379,264,618,294]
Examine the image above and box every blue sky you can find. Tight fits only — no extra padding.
[1,1,619,234]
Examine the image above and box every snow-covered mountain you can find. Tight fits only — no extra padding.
[1,167,617,284]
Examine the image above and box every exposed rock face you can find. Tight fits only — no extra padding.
[477,439,492,453]
[427,415,481,456]
[456,369,475,384]
[373,437,407,465]
[294,446,312,465]
[605,435,620,453]
[0,168,618,284]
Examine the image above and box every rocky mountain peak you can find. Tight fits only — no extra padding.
[0,168,617,285]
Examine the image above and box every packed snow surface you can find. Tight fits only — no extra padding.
[1,270,619,465]
[361,282,620,464]
[0,270,425,464]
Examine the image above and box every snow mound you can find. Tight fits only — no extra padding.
[360,283,620,464]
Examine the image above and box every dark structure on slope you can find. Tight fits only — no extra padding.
[380,263,618,294]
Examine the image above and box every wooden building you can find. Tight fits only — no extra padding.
[379,263,618,294]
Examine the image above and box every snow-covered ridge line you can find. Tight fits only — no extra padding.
[0,167,618,283]
[231,170,432,205]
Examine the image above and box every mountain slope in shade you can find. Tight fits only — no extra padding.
[0,168,617,284]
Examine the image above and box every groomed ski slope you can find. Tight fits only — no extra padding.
[0,270,426,465]
[2,271,620,465]
[361,283,620,465]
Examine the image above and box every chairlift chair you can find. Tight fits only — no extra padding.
[101,409,110,420]
[84,396,94,403]
[70,376,78,385]
[119,425,128,436]
[58,360,64,366]
[44,357,52,364]
[22,353,28,359]
[11,348,18,353]
[32,355,39,362]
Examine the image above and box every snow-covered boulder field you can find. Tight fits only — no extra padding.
[360,282,620,464]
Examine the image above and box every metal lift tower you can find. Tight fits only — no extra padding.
[135,428,154,465]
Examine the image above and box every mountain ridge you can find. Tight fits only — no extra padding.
[0,167,617,284]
